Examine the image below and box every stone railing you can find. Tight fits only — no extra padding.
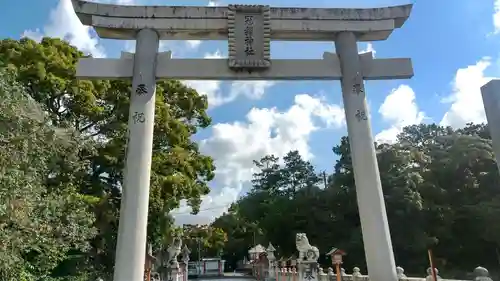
[267,266,494,281]
[268,267,298,281]
[249,234,495,281]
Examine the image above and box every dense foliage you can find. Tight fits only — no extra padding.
[180,224,228,261]
[0,38,216,280]
[213,124,500,279]
[0,68,97,281]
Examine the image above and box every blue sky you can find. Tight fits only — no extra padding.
[1,0,499,224]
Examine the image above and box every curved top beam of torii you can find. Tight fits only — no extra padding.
[71,0,412,41]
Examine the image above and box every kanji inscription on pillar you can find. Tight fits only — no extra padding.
[228,5,271,69]
[355,109,368,122]
[352,72,364,95]
[135,83,148,96]
[304,269,315,281]
[133,112,145,124]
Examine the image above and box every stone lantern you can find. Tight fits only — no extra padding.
[266,243,276,261]
[181,244,191,264]
[326,248,346,281]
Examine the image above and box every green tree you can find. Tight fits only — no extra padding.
[0,69,97,280]
[0,37,216,277]
[212,212,265,270]
[281,151,321,195]
[181,224,228,260]
[413,125,500,273]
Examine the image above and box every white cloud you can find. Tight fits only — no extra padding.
[186,40,202,50]
[172,185,242,225]
[22,0,106,58]
[182,51,277,108]
[375,85,426,144]
[173,94,345,225]
[184,78,224,107]
[208,0,221,6]
[228,81,276,100]
[182,51,226,108]
[359,43,424,144]
[123,41,136,53]
[443,1,500,125]
[494,0,500,33]
[359,43,376,58]
[440,58,493,128]
[26,0,193,59]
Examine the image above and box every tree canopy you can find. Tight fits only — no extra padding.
[0,68,96,280]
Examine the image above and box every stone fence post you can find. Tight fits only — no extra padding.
[314,266,493,281]
[473,267,493,281]
[267,243,277,281]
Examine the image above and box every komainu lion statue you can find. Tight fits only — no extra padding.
[167,236,182,266]
[295,233,319,262]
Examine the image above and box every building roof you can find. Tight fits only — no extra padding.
[249,244,266,254]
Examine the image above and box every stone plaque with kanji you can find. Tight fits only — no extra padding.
[228,5,271,69]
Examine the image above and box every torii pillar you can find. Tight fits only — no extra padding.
[70,2,414,281]
[481,80,500,173]
[114,29,159,281]
[336,31,397,281]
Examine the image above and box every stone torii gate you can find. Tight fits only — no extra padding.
[71,1,414,281]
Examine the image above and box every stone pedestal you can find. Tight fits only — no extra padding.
[295,234,320,281]
[298,262,318,281]
[167,265,182,281]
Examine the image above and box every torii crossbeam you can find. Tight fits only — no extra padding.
[77,51,412,81]
[71,1,414,281]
